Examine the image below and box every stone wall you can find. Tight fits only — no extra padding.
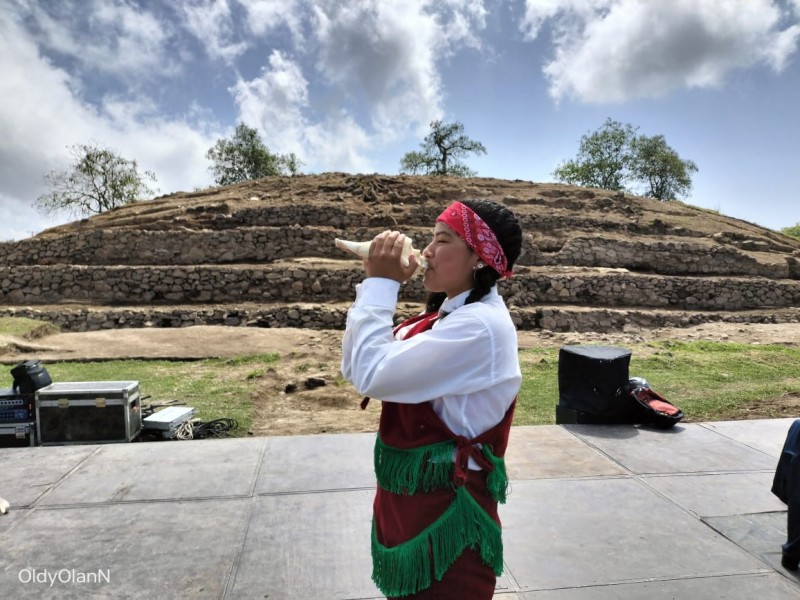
[0,304,794,334]
[2,264,799,311]
[1,226,795,278]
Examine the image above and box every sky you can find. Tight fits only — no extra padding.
[1,0,799,242]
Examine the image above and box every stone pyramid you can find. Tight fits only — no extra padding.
[1,173,799,333]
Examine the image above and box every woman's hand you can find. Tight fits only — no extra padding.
[365,230,419,283]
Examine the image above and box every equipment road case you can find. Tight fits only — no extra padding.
[0,387,33,423]
[0,421,36,447]
[36,381,142,445]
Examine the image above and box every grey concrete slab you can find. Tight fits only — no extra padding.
[704,511,788,556]
[41,437,267,505]
[566,423,777,474]
[255,432,375,494]
[0,498,249,599]
[641,472,787,518]
[704,511,800,584]
[507,426,627,480]
[0,445,97,507]
[2,418,799,598]
[227,489,380,599]
[518,573,800,599]
[701,418,797,458]
[0,506,30,535]
[502,478,768,592]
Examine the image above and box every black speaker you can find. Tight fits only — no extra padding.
[556,345,635,424]
[11,360,52,397]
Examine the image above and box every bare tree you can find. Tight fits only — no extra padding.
[400,120,486,177]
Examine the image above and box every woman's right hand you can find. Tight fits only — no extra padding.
[365,230,418,283]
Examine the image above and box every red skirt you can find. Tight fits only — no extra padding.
[386,547,495,599]
[376,469,499,600]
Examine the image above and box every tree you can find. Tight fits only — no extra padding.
[552,118,637,191]
[630,134,698,200]
[780,224,800,240]
[400,120,486,177]
[35,143,157,218]
[552,118,698,201]
[206,122,301,185]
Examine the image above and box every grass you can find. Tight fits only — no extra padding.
[0,316,59,338]
[3,316,800,434]
[517,341,800,425]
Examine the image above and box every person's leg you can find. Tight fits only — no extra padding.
[782,456,800,570]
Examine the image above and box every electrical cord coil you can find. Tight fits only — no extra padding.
[174,417,239,440]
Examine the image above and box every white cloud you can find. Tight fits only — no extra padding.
[304,113,374,173]
[182,0,248,63]
[0,8,220,241]
[230,1,489,170]
[521,0,604,40]
[230,50,373,172]
[522,0,800,103]
[308,0,483,140]
[230,50,311,156]
[437,0,488,48]
[13,0,179,81]
[238,0,305,40]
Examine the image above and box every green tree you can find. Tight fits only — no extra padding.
[552,118,637,191]
[35,143,157,217]
[630,134,698,200]
[400,120,486,177]
[780,224,800,240]
[206,123,301,185]
[553,118,698,200]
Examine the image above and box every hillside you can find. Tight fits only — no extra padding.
[1,173,799,333]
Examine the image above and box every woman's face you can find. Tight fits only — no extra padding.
[421,222,481,298]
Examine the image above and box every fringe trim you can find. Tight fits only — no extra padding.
[482,445,509,504]
[374,435,510,502]
[371,486,503,598]
[374,435,455,495]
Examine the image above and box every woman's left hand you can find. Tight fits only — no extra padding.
[365,230,419,283]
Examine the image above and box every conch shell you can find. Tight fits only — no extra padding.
[335,237,427,274]
[0,496,9,515]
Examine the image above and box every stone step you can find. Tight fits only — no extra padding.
[2,263,799,311]
[1,303,798,334]
[3,225,797,279]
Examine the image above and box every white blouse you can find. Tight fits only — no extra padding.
[341,277,522,440]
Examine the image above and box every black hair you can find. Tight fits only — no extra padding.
[425,199,523,313]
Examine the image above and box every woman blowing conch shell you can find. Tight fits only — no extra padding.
[340,200,522,599]
[335,236,427,275]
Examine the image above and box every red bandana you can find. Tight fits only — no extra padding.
[436,201,513,278]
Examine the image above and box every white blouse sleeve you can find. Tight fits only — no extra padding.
[341,278,499,404]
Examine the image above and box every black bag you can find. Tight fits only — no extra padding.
[626,378,684,429]
[557,345,636,423]
[11,360,52,397]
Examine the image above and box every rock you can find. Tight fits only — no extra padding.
[304,376,326,389]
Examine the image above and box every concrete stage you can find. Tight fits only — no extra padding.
[1,419,798,599]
